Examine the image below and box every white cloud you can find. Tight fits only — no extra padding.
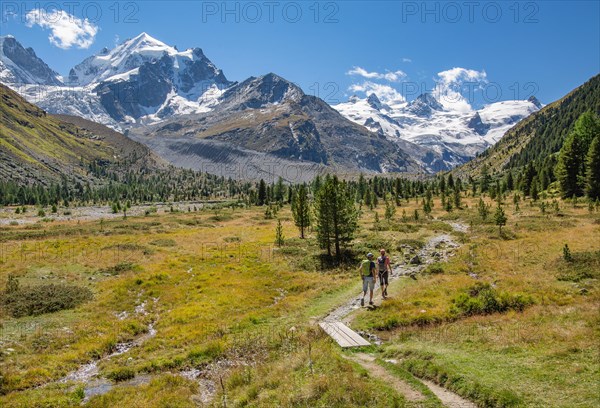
[433,67,487,112]
[25,9,98,49]
[349,81,406,105]
[402,58,412,63]
[347,66,406,82]
[436,67,487,85]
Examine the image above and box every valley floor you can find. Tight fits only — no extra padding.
[0,194,598,407]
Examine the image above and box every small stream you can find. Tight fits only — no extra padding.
[52,297,160,401]
[56,321,157,401]
[50,223,469,404]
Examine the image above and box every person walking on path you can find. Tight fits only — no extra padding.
[377,249,392,299]
[359,252,377,306]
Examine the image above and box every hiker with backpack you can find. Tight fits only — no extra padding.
[359,252,377,306]
[377,249,392,299]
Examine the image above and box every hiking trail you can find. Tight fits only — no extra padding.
[322,221,479,408]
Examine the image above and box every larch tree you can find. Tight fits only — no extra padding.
[291,184,311,239]
[585,136,600,200]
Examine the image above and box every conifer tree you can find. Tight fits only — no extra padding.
[291,184,311,238]
[453,187,462,209]
[315,176,358,260]
[274,177,285,203]
[505,171,514,191]
[374,212,381,231]
[275,219,284,247]
[480,164,491,193]
[530,179,539,201]
[494,203,507,235]
[384,196,396,222]
[585,136,600,200]
[257,179,267,205]
[557,112,600,198]
[394,178,402,206]
[478,197,489,221]
[557,131,586,198]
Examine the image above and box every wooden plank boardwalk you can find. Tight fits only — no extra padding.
[319,321,370,348]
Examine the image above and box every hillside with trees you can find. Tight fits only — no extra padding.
[454,74,600,182]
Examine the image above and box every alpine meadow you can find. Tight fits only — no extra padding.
[0,1,599,407]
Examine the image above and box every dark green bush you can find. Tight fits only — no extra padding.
[450,283,533,317]
[99,262,137,275]
[103,243,147,252]
[106,367,136,382]
[353,236,394,257]
[557,250,600,282]
[395,223,421,233]
[424,263,445,274]
[3,275,93,317]
[149,239,177,247]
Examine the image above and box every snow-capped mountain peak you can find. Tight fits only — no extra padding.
[0,35,63,86]
[367,93,383,110]
[0,33,234,128]
[407,93,444,116]
[68,32,181,85]
[1,32,543,175]
[528,95,543,109]
[125,32,172,51]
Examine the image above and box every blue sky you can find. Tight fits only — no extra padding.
[2,1,599,107]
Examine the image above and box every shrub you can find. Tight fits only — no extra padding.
[428,221,453,232]
[187,340,224,365]
[353,236,393,259]
[3,276,93,318]
[106,367,136,382]
[99,262,137,276]
[395,223,420,233]
[149,239,177,247]
[424,263,445,274]
[209,213,233,222]
[562,244,573,262]
[450,283,534,317]
[557,250,600,282]
[103,243,146,251]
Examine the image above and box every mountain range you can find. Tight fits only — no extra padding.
[334,91,542,172]
[1,32,544,178]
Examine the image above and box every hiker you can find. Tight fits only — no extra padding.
[377,249,392,298]
[359,252,377,306]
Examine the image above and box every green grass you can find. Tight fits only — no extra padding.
[353,195,600,408]
[376,358,444,407]
[0,206,363,406]
[0,196,598,407]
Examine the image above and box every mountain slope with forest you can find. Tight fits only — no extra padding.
[0,84,163,185]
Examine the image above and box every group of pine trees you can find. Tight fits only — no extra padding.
[282,170,520,261]
[472,111,599,202]
[0,167,255,207]
[556,112,600,199]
